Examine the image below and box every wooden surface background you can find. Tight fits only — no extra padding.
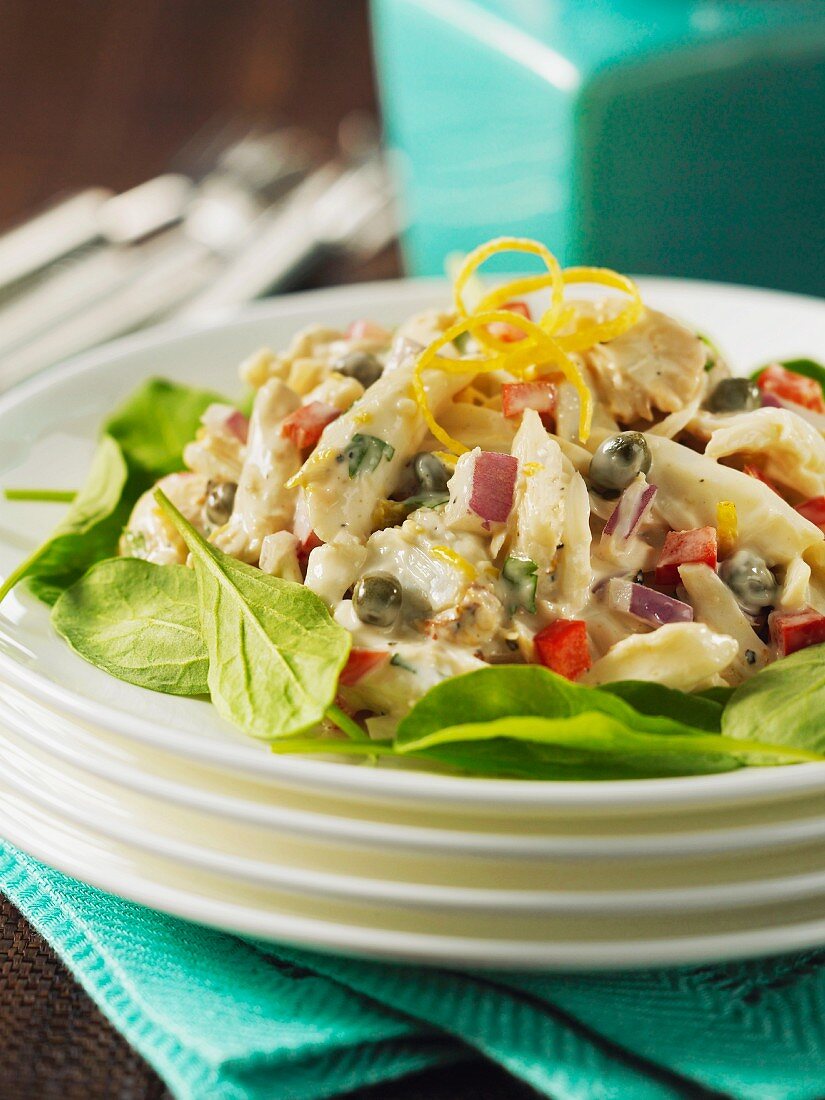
[0,0,379,229]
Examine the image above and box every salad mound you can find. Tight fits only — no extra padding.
[4,237,825,780]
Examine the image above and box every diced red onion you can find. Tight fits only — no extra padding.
[606,577,693,627]
[202,403,248,443]
[603,479,657,541]
[469,452,518,523]
[225,409,249,443]
[760,392,783,409]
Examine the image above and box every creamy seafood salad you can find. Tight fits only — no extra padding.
[4,237,825,779]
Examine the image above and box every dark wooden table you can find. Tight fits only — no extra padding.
[0,3,539,1096]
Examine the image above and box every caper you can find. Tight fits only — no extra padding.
[707,377,760,414]
[413,452,449,495]
[334,351,382,389]
[589,432,652,492]
[205,480,237,526]
[353,573,402,628]
[719,550,777,613]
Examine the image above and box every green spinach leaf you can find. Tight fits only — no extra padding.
[396,714,821,780]
[1,377,228,608]
[723,644,825,754]
[395,665,710,747]
[155,489,351,738]
[600,680,725,733]
[105,377,227,484]
[390,665,823,779]
[696,685,735,709]
[0,435,128,607]
[51,557,208,695]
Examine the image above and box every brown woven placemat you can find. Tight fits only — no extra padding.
[0,893,538,1100]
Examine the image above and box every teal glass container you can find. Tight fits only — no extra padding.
[371,1,825,294]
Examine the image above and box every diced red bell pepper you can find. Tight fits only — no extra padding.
[297,531,323,561]
[655,526,718,586]
[488,300,531,343]
[769,607,825,657]
[346,319,390,342]
[796,496,825,528]
[501,380,556,426]
[757,364,825,413]
[280,402,340,450]
[339,648,390,686]
[534,620,591,681]
[743,464,783,497]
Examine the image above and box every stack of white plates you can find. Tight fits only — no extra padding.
[1,279,824,970]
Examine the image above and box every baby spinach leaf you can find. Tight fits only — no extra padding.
[696,685,735,709]
[723,644,825,754]
[51,558,208,696]
[0,435,129,607]
[396,715,823,780]
[104,377,227,484]
[600,680,725,733]
[1,377,229,608]
[395,665,710,748]
[155,489,351,739]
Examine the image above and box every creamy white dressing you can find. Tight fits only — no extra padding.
[120,295,825,737]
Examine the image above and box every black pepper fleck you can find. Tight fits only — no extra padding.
[745,649,757,665]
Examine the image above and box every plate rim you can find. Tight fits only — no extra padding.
[6,680,825,861]
[4,781,825,971]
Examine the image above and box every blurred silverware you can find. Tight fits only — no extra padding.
[0,189,113,296]
[176,141,397,319]
[0,116,397,391]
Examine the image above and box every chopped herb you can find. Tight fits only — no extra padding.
[452,331,471,354]
[698,333,720,371]
[4,489,77,503]
[502,556,538,613]
[345,434,395,478]
[403,490,450,510]
[390,653,417,673]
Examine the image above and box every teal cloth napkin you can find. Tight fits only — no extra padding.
[2,840,823,1100]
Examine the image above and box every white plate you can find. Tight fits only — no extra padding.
[4,709,825,918]
[4,777,825,970]
[6,680,825,863]
[1,280,825,815]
